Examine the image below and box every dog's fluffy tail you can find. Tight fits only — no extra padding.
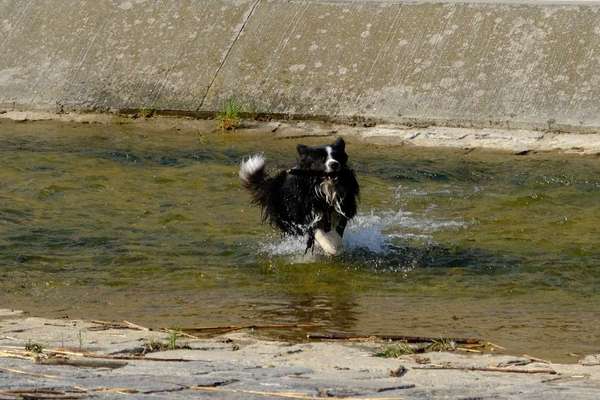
[239,154,267,192]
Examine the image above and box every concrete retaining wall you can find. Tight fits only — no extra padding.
[1,0,600,131]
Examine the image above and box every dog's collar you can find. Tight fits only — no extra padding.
[286,168,339,178]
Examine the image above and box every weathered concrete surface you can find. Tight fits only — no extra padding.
[2,313,600,399]
[204,0,600,132]
[0,0,258,111]
[1,1,600,132]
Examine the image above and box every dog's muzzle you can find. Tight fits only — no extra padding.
[325,160,340,173]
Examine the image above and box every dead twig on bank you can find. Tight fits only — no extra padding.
[122,320,150,331]
[179,323,320,335]
[0,346,190,364]
[89,387,139,394]
[0,367,60,380]
[413,365,557,375]
[36,356,127,369]
[456,347,481,353]
[0,350,32,360]
[522,354,551,364]
[192,386,404,400]
[89,319,151,331]
[89,320,320,336]
[159,328,199,339]
[2,347,128,368]
[486,341,506,350]
[0,388,85,400]
[46,349,190,363]
[307,333,481,345]
[0,384,407,400]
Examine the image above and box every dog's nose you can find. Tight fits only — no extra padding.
[327,160,340,171]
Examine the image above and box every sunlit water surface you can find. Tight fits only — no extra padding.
[1,120,600,362]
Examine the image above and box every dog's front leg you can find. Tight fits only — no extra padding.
[305,229,315,254]
[335,217,348,237]
[314,215,344,256]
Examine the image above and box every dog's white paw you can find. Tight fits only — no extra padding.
[315,229,344,256]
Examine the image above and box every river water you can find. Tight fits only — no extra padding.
[1,120,599,362]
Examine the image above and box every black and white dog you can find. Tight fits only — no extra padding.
[239,138,359,255]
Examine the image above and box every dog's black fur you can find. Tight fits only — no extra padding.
[240,138,359,253]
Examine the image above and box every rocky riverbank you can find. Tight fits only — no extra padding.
[1,310,599,399]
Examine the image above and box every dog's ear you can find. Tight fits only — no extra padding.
[333,137,345,151]
[297,144,308,155]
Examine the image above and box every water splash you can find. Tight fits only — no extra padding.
[260,209,464,258]
[261,234,308,257]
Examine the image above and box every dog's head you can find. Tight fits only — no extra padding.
[296,138,348,173]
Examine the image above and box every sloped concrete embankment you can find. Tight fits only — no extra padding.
[1,0,600,133]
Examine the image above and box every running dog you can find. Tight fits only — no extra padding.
[239,138,359,255]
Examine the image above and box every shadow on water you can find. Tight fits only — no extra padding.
[339,243,521,273]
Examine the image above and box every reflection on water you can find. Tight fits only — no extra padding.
[1,120,600,362]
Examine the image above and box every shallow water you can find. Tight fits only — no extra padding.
[1,120,600,362]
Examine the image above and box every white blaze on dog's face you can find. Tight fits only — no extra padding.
[325,146,338,173]
[296,137,348,172]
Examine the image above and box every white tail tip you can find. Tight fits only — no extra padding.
[239,154,265,182]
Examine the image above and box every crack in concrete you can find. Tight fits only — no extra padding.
[197,0,262,111]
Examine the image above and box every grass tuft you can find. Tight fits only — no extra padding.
[167,330,179,351]
[141,331,189,354]
[375,342,415,358]
[142,338,168,353]
[426,338,456,352]
[217,98,242,131]
[139,108,155,118]
[25,341,44,354]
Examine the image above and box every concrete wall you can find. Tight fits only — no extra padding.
[1,0,600,131]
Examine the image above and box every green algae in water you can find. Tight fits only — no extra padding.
[1,120,600,362]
